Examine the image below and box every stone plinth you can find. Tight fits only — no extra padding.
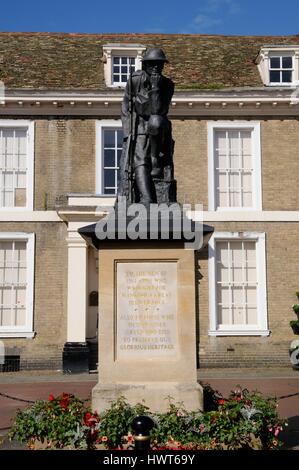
[91,243,202,413]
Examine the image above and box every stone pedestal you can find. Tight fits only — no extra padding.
[92,243,202,413]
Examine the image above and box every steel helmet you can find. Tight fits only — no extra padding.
[142,48,169,63]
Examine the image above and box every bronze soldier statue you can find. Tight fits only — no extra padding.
[118,47,176,206]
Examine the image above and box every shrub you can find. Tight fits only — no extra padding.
[96,397,150,449]
[9,386,287,450]
[9,393,100,449]
[151,387,286,450]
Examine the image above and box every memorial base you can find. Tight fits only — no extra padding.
[92,381,203,413]
[87,242,204,412]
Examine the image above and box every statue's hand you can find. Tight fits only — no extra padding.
[150,72,161,89]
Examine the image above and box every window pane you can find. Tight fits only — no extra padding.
[245,243,256,266]
[0,127,28,208]
[16,308,26,326]
[216,153,226,169]
[113,57,120,65]
[117,130,123,147]
[217,172,227,192]
[243,192,252,207]
[218,307,230,325]
[218,285,229,304]
[214,128,253,208]
[216,240,258,328]
[1,309,11,326]
[243,154,252,170]
[270,57,280,68]
[215,131,226,153]
[282,71,292,82]
[270,71,281,83]
[241,131,251,154]
[217,242,229,266]
[282,56,292,68]
[104,130,115,148]
[229,172,239,191]
[229,192,239,207]
[242,172,252,192]
[104,150,116,168]
[232,286,243,306]
[228,131,239,155]
[104,170,115,188]
[232,306,245,325]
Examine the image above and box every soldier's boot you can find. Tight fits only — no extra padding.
[135,165,157,206]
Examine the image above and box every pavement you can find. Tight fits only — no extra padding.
[0,367,298,450]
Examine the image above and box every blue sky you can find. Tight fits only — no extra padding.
[0,0,299,36]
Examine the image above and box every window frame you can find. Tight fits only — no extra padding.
[0,120,35,211]
[112,55,136,87]
[208,231,269,336]
[269,54,294,86]
[96,120,122,195]
[256,46,299,87]
[208,121,262,212]
[0,232,35,338]
[102,45,146,88]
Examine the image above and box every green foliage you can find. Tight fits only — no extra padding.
[150,387,286,450]
[296,291,299,301]
[9,393,99,449]
[292,304,299,314]
[9,387,287,451]
[97,397,150,449]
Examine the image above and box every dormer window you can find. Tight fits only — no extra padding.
[256,46,299,87]
[112,56,136,86]
[103,44,146,88]
[269,56,293,84]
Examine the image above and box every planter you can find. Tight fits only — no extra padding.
[289,339,299,371]
[289,348,299,371]
[292,304,299,319]
[290,321,299,335]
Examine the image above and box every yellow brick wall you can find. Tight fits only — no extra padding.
[1,117,298,369]
[32,118,299,211]
[197,221,299,366]
[172,118,299,210]
[0,222,67,365]
[35,119,96,210]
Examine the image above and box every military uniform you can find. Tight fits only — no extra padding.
[118,48,174,205]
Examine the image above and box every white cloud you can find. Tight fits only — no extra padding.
[193,14,222,31]
[184,0,240,33]
[204,0,240,15]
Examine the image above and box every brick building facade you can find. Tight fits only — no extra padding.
[0,32,298,371]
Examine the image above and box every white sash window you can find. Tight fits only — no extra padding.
[0,121,34,210]
[0,233,34,337]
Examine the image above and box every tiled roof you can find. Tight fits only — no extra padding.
[0,32,299,90]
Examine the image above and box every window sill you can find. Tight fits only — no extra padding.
[268,83,296,87]
[0,331,35,338]
[208,329,270,337]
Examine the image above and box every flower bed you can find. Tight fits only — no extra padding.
[9,386,287,450]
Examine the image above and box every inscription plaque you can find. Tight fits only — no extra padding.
[116,262,178,358]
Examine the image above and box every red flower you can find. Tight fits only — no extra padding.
[84,411,92,426]
[218,399,225,405]
[60,399,68,409]
[49,394,55,401]
[233,396,241,402]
